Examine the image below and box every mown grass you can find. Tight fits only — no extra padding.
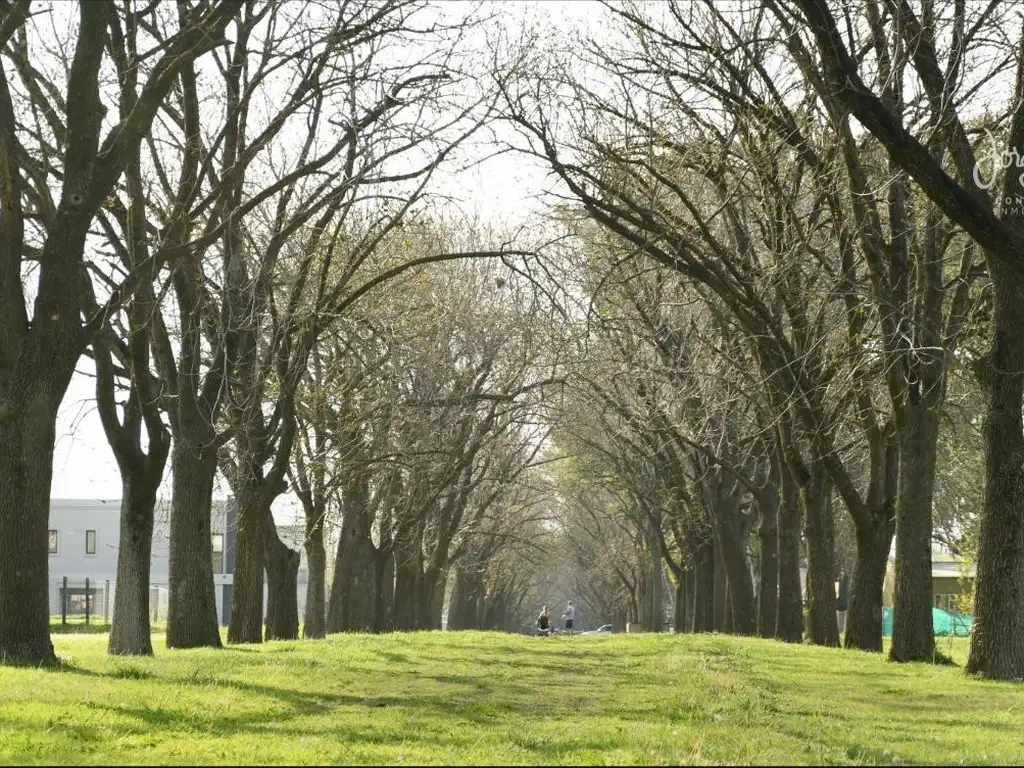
[49,619,112,635]
[1,630,1022,765]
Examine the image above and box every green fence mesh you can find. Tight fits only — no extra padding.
[881,606,972,637]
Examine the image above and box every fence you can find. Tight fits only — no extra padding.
[51,578,172,626]
[51,576,112,626]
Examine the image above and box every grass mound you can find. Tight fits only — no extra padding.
[0,631,1021,764]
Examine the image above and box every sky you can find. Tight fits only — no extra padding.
[49,0,607,520]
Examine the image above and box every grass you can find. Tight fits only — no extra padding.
[50,618,112,635]
[1,630,1022,765]
[49,618,169,635]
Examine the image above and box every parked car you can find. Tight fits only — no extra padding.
[581,624,615,635]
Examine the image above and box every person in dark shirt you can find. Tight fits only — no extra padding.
[536,605,553,635]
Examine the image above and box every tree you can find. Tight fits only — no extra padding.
[0,0,241,665]
[772,0,1023,680]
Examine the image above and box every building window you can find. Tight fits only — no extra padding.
[212,533,224,574]
[85,529,96,555]
[48,530,58,555]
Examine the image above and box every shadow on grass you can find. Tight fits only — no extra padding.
[34,660,104,677]
[75,663,563,744]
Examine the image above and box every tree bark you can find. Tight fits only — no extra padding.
[302,516,326,639]
[757,468,780,639]
[447,567,475,630]
[0,403,59,665]
[692,539,715,632]
[776,462,804,642]
[803,464,839,646]
[712,537,728,632]
[374,545,395,633]
[391,514,423,631]
[108,472,162,656]
[714,493,757,636]
[844,522,892,652]
[393,555,422,631]
[648,514,665,631]
[166,439,221,649]
[890,403,939,662]
[264,508,300,641]
[967,262,1024,678]
[227,486,267,644]
[326,475,376,632]
[673,574,687,633]
[418,566,445,629]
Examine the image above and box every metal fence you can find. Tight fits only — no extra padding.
[51,577,171,626]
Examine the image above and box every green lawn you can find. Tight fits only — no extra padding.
[0,630,1021,765]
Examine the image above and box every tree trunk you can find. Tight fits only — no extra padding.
[108,473,161,656]
[166,439,221,649]
[476,589,489,630]
[373,546,395,633]
[0,403,59,665]
[648,514,665,631]
[692,540,715,632]
[967,262,1024,679]
[391,515,423,631]
[392,553,421,631]
[673,573,687,633]
[418,567,445,629]
[844,521,892,652]
[715,496,757,636]
[325,518,347,633]
[890,403,939,662]
[803,464,839,647]
[757,474,780,639]
[837,572,851,612]
[683,567,695,632]
[447,568,467,630]
[302,518,326,639]
[227,486,267,644]
[448,567,481,630]
[264,509,300,641]
[326,477,376,632]
[713,539,728,632]
[636,568,650,629]
[776,464,804,643]
[371,504,395,634]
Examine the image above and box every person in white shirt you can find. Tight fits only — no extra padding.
[562,600,576,634]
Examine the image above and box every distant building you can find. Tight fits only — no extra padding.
[47,499,308,625]
[882,546,976,612]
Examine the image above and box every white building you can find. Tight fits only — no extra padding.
[48,498,308,626]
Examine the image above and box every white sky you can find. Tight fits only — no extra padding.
[50,0,607,522]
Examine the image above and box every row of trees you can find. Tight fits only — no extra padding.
[2,0,1020,686]
[509,0,1015,679]
[0,0,559,663]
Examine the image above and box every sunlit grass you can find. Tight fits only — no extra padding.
[0,630,1021,765]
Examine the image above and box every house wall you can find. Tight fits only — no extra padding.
[933,575,972,611]
[46,497,288,626]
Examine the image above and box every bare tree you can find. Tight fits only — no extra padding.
[0,0,241,665]
[765,0,1019,680]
